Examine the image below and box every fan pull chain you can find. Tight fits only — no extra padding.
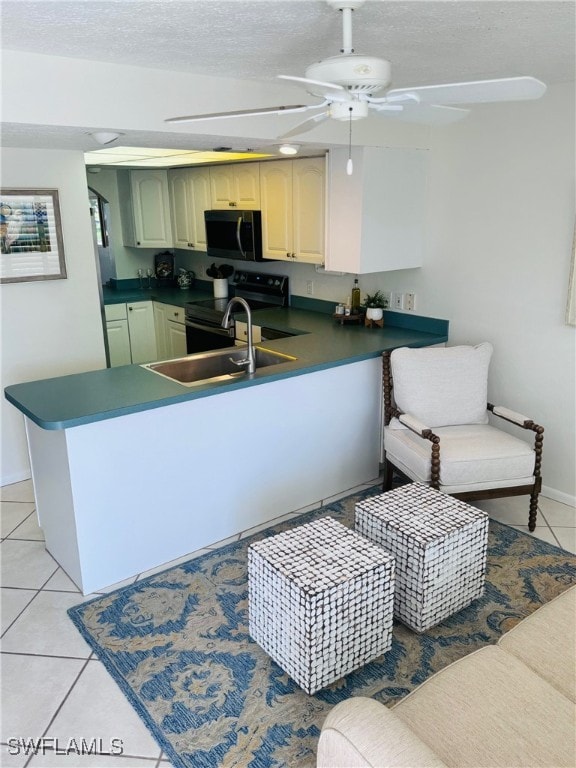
[347,107,353,175]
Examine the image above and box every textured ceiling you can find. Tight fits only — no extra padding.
[1,0,574,156]
[2,0,574,87]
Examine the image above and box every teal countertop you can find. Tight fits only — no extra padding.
[102,284,211,307]
[5,307,448,431]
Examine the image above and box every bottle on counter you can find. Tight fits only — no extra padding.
[351,278,361,313]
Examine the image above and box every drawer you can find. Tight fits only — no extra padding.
[167,306,185,324]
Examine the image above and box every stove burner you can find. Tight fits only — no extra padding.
[185,270,289,325]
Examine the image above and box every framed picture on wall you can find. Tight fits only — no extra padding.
[0,188,67,283]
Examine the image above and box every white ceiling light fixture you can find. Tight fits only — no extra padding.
[279,143,300,155]
[89,131,124,145]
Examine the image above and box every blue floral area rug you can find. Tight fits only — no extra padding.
[68,487,576,768]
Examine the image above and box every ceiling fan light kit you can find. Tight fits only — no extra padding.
[279,143,300,155]
[164,0,547,175]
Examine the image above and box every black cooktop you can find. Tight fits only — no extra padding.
[186,270,290,322]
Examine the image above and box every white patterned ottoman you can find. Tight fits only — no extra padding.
[248,516,395,695]
[355,484,489,634]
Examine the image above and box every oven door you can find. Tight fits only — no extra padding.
[185,318,235,354]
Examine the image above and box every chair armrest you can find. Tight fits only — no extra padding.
[398,413,434,438]
[488,404,543,432]
[317,697,448,768]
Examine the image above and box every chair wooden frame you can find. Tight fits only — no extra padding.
[382,351,544,531]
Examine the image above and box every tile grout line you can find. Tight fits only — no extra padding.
[538,508,566,549]
[0,508,37,541]
[22,655,94,768]
[0,555,61,638]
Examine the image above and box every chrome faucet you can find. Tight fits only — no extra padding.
[222,297,256,375]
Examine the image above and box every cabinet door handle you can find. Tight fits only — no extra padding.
[128,306,133,311]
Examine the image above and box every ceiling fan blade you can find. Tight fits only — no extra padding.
[278,74,345,92]
[278,111,330,139]
[369,104,404,113]
[373,104,470,126]
[165,105,313,124]
[387,76,547,106]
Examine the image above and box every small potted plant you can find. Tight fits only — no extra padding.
[206,263,234,298]
[363,290,388,321]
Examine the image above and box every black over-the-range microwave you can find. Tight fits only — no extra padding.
[204,209,267,262]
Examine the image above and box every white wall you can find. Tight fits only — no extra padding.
[1,149,107,484]
[366,83,575,502]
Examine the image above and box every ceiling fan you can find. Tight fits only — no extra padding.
[165,0,547,136]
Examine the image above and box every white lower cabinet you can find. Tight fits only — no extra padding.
[105,301,157,366]
[154,302,187,359]
[127,301,158,363]
[166,318,187,358]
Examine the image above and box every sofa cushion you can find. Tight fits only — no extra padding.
[393,645,576,767]
[390,343,492,427]
[317,697,448,768]
[498,586,576,702]
[384,423,535,487]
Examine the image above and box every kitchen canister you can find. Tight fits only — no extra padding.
[213,278,229,299]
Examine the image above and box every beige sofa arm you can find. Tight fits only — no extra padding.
[317,697,448,768]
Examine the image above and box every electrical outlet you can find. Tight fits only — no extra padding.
[383,291,393,308]
[393,292,404,310]
[404,292,416,311]
[306,280,314,295]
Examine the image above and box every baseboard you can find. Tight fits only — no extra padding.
[541,485,576,508]
[1,470,32,487]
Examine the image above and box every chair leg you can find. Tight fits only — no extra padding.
[383,459,394,492]
[528,489,539,532]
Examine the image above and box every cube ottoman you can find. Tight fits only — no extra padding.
[248,516,395,694]
[356,484,489,633]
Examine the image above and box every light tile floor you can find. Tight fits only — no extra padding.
[1,478,574,767]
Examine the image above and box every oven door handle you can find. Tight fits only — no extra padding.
[236,216,247,259]
[185,319,233,338]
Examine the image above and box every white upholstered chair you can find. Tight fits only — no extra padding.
[382,343,544,530]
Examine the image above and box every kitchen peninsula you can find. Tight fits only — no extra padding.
[5,304,448,594]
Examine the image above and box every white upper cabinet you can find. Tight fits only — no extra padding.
[169,170,193,250]
[260,157,325,264]
[189,169,211,251]
[119,170,173,248]
[292,157,325,264]
[210,163,260,209]
[260,161,293,260]
[326,147,427,274]
[168,167,210,251]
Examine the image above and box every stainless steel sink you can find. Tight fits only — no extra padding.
[142,346,297,386]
